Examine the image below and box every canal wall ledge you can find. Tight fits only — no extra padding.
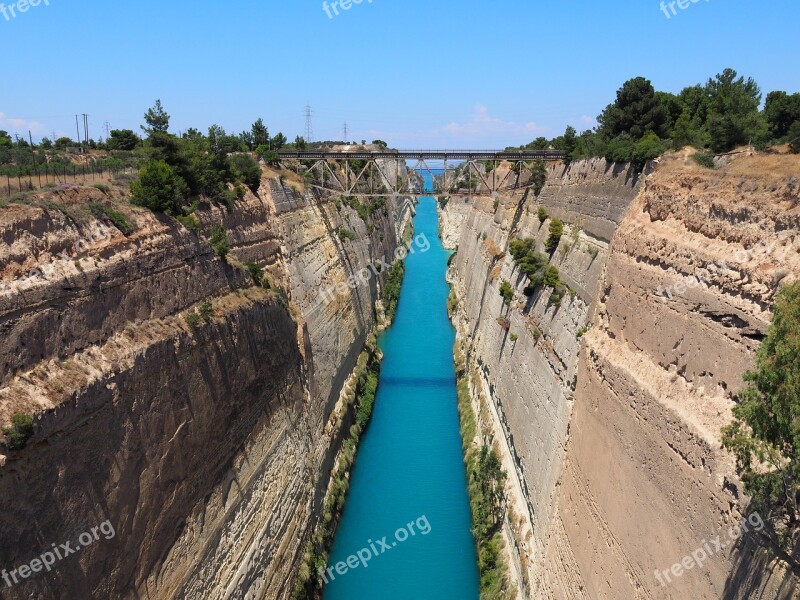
[0,162,413,599]
[441,151,800,599]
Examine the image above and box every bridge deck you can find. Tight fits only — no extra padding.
[276,150,563,161]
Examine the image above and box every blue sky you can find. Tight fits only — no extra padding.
[1,0,797,148]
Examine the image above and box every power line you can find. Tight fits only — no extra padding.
[304,103,314,143]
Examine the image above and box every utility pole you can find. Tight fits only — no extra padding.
[75,115,82,153]
[304,104,314,143]
[82,113,89,146]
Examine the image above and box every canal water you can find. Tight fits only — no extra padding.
[323,179,479,599]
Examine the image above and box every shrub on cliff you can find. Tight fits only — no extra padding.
[88,202,135,236]
[545,219,564,254]
[722,280,800,547]
[130,160,188,214]
[209,226,230,259]
[499,280,513,306]
[3,414,35,451]
[537,206,548,223]
[692,152,716,169]
[631,132,668,172]
[530,160,547,196]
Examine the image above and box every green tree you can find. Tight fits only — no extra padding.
[107,129,140,151]
[537,206,548,223]
[563,126,578,165]
[722,281,800,542]
[130,160,188,214]
[764,91,800,140]
[142,99,170,135]
[788,121,800,154]
[229,153,261,191]
[55,136,76,149]
[526,136,550,150]
[294,135,307,150]
[604,134,636,164]
[656,91,684,137]
[705,68,767,152]
[271,132,287,150]
[239,131,254,150]
[530,159,547,196]
[631,132,668,172]
[545,219,564,253]
[210,226,230,259]
[598,77,668,140]
[670,84,712,149]
[252,118,269,148]
[0,130,12,164]
[499,280,514,305]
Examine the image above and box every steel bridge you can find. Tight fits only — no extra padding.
[276,150,564,198]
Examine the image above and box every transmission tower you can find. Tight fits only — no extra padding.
[343,122,349,143]
[104,121,111,139]
[304,104,314,143]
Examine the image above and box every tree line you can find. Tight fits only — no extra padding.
[512,68,800,171]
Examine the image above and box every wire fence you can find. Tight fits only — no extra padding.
[1,163,139,199]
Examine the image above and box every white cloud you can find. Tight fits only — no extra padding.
[439,104,547,140]
[0,112,47,136]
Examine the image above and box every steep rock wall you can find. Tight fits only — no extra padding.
[443,152,800,599]
[0,168,410,599]
[442,158,641,594]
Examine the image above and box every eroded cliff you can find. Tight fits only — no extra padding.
[442,151,800,599]
[0,164,412,599]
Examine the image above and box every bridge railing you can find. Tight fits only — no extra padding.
[276,150,564,160]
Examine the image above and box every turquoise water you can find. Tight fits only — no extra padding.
[322,181,479,599]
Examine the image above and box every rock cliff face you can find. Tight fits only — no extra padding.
[442,152,800,599]
[0,167,412,599]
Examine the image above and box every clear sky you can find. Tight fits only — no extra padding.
[1,0,798,148]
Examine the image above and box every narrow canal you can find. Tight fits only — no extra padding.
[323,179,480,599]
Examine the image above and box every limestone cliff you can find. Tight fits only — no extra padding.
[442,151,800,599]
[0,164,412,599]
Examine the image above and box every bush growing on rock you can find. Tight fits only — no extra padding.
[499,280,513,305]
[3,414,35,450]
[210,226,230,259]
[130,160,188,214]
[545,219,564,254]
